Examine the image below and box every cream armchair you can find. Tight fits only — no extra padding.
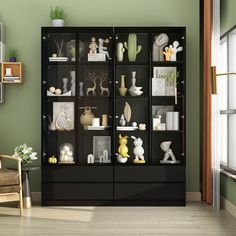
[0,154,23,216]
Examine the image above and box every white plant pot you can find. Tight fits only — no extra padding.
[52,19,64,27]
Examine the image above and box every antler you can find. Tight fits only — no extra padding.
[88,70,98,84]
[99,70,108,82]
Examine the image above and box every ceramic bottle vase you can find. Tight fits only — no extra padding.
[118,75,127,96]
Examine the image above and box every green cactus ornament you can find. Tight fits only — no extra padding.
[124,33,142,62]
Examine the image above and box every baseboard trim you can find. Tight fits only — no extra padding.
[32,192,201,204]
[221,197,236,218]
[186,192,201,202]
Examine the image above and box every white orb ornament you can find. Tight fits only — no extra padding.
[68,156,73,162]
[55,89,62,95]
[63,145,70,152]
[52,53,57,58]
[60,150,65,155]
[64,155,69,161]
[67,151,73,157]
[132,122,137,127]
[49,87,56,93]
[60,155,65,162]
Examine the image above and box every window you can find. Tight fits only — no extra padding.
[219,26,236,172]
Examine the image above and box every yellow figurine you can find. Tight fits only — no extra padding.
[118,134,129,158]
[117,134,130,163]
[163,47,173,61]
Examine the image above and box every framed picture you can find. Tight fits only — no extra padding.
[0,83,5,104]
[93,136,111,162]
[152,67,176,96]
[52,102,74,130]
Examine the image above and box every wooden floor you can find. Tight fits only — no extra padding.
[0,203,236,235]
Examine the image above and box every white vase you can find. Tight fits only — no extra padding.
[116,42,125,62]
[52,19,64,27]
[128,71,143,96]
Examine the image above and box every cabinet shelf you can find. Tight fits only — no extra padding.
[151,61,183,66]
[45,61,76,66]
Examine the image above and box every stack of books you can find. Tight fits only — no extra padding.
[49,57,69,62]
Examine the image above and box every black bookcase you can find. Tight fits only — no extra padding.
[41,27,186,206]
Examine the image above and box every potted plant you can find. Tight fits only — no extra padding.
[13,144,37,168]
[8,48,17,62]
[50,6,66,27]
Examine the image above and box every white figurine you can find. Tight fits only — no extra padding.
[62,78,68,94]
[89,37,98,55]
[70,71,76,96]
[120,114,126,126]
[160,141,180,164]
[131,136,145,164]
[169,41,183,61]
[116,42,125,61]
[98,38,111,60]
[152,33,169,61]
[79,82,84,96]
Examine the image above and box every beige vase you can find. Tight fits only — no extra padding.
[80,106,95,129]
[119,75,127,96]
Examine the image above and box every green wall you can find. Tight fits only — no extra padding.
[220,0,236,206]
[0,0,200,192]
[221,175,236,206]
[221,0,236,35]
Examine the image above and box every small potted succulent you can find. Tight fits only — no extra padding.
[13,144,37,168]
[8,48,17,62]
[50,6,66,27]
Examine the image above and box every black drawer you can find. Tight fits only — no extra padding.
[114,166,185,182]
[42,166,113,182]
[114,183,185,200]
[42,183,113,200]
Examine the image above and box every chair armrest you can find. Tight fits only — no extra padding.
[0,154,22,162]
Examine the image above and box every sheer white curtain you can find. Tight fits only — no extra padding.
[211,0,221,210]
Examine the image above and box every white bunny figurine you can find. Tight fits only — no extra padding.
[131,136,145,164]
[169,41,183,61]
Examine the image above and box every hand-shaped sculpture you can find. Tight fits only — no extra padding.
[169,41,183,61]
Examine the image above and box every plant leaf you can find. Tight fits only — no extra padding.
[124,102,131,123]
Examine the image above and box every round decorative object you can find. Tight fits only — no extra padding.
[60,150,65,155]
[80,106,95,129]
[132,122,137,127]
[52,53,57,58]
[139,123,146,131]
[59,143,74,163]
[117,154,128,163]
[49,87,56,93]
[55,89,62,95]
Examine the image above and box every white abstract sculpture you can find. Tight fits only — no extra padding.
[116,42,125,62]
[79,82,84,96]
[70,71,76,96]
[99,150,111,163]
[131,136,145,164]
[128,71,143,96]
[62,78,68,94]
[152,33,169,61]
[169,41,183,61]
[98,38,111,60]
[160,141,180,164]
[87,154,95,164]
